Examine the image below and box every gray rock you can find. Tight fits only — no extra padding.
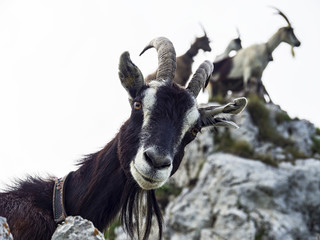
[230,103,317,160]
[277,119,316,156]
[111,102,320,240]
[0,217,13,240]
[229,109,259,149]
[163,153,320,240]
[51,216,105,240]
[265,103,316,157]
[170,127,214,188]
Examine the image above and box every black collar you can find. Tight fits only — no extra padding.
[52,173,70,224]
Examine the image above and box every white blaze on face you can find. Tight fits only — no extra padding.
[141,81,163,128]
[130,81,173,190]
[130,82,200,190]
[177,104,200,148]
[141,88,156,128]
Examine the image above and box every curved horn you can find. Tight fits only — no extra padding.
[199,23,207,36]
[187,60,213,97]
[271,6,292,27]
[140,37,176,82]
[236,27,241,38]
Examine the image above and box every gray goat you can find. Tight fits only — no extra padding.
[208,7,301,102]
[214,30,242,62]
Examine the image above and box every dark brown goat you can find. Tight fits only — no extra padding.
[0,37,246,240]
[145,32,211,87]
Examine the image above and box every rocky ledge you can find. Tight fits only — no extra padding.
[164,153,320,240]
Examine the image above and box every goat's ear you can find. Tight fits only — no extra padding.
[118,51,145,101]
[199,97,247,128]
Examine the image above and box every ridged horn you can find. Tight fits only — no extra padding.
[187,60,213,97]
[140,37,176,82]
[271,6,292,27]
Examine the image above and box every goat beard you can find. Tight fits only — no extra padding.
[120,178,163,240]
[291,46,295,58]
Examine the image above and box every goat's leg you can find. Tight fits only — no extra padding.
[243,68,252,96]
[254,77,264,101]
[255,74,273,103]
[260,81,273,103]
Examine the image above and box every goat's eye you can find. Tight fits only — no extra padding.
[133,101,142,110]
[191,127,199,136]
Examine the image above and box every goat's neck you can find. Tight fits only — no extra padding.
[184,42,200,61]
[64,133,128,230]
[216,44,234,60]
[224,43,235,56]
[266,29,283,53]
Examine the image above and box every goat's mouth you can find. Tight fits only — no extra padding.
[140,172,159,184]
[130,161,168,190]
[133,163,159,182]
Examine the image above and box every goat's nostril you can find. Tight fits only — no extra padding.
[160,156,172,168]
[144,150,172,169]
[159,161,171,169]
[144,152,153,166]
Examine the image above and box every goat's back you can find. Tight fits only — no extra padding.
[0,178,56,240]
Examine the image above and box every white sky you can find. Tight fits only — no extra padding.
[0,0,319,188]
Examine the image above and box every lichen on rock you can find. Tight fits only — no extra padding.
[51,216,105,240]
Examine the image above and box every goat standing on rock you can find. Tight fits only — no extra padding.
[208,7,301,102]
[145,30,211,87]
[214,31,242,62]
[206,35,243,99]
[0,37,247,240]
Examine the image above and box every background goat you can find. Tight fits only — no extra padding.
[145,30,211,87]
[214,30,242,62]
[208,7,301,102]
[0,37,247,240]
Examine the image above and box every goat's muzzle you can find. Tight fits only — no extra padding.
[130,146,173,190]
[144,148,172,170]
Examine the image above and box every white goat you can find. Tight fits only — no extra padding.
[209,7,301,102]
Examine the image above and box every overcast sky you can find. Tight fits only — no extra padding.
[0,0,319,188]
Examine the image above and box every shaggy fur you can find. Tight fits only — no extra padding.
[0,83,195,240]
[0,38,245,240]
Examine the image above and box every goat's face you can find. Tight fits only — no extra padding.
[229,38,242,51]
[280,27,301,48]
[118,38,246,190]
[195,35,212,52]
[128,82,199,189]
[272,7,301,49]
